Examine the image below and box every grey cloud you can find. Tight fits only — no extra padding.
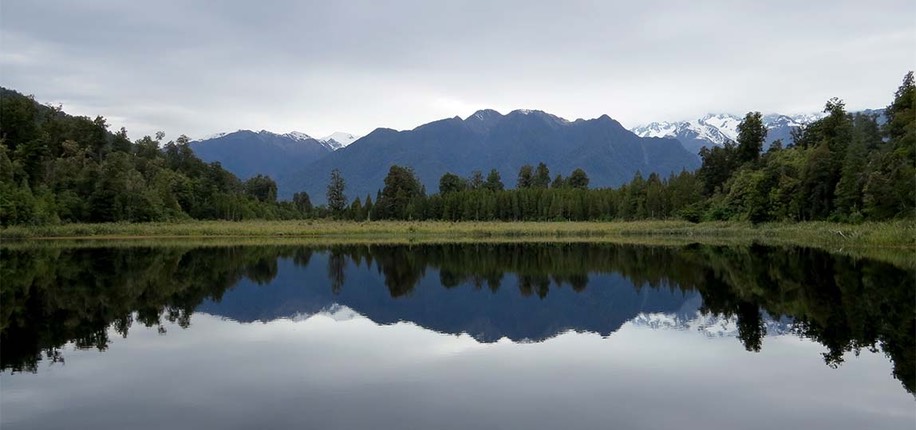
[1,0,913,140]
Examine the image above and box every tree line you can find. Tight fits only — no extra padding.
[0,88,306,226]
[321,72,913,223]
[1,71,911,226]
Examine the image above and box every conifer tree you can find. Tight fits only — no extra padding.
[533,162,550,189]
[326,168,347,217]
[516,164,534,189]
[484,169,504,192]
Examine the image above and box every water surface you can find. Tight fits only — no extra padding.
[2,242,913,429]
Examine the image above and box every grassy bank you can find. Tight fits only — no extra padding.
[2,219,913,247]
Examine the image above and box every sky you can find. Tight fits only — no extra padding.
[1,0,914,141]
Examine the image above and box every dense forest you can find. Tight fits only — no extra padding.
[0,88,305,226]
[1,72,912,226]
[328,72,915,223]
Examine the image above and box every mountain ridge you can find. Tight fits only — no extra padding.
[631,112,827,153]
[632,109,884,153]
[190,130,333,180]
[279,109,700,202]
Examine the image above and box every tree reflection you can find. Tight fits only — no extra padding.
[1,242,912,395]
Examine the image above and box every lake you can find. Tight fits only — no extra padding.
[1,242,913,429]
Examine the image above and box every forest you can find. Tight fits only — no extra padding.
[1,72,912,226]
[328,72,915,223]
[0,88,305,226]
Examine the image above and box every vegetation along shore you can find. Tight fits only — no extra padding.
[2,219,913,248]
[1,73,912,237]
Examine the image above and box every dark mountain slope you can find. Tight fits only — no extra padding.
[191,130,333,180]
[280,110,699,202]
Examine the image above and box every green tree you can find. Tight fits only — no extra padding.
[244,174,278,203]
[484,169,504,192]
[833,115,874,218]
[884,71,916,160]
[568,168,589,189]
[439,172,466,195]
[736,112,766,165]
[516,164,534,189]
[377,165,425,219]
[698,142,737,196]
[862,72,915,219]
[293,191,313,214]
[349,197,364,220]
[364,194,374,220]
[326,168,347,217]
[533,162,550,189]
[467,170,484,190]
[802,143,834,220]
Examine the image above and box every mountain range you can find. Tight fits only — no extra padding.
[631,109,885,154]
[190,107,882,203]
[631,112,827,154]
[190,130,357,180]
[278,109,698,202]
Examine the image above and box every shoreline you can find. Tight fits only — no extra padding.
[2,220,913,247]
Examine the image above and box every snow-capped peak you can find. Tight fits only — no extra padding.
[466,109,503,121]
[632,111,827,153]
[285,131,314,141]
[192,129,355,150]
[197,131,229,141]
[629,310,794,338]
[318,132,360,150]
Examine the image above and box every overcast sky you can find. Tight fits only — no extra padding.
[2,0,914,140]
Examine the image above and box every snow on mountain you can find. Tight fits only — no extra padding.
[290,304,361,323]
[194,129,316,143]
[285,131,314,141]
[193,129,360,151]
[318,132,360,150]
[631,112,827,154]
[629,310,795,338]
[197,131,230,141]
[189,129,335,180]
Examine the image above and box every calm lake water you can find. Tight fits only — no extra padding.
[1,242,913,429]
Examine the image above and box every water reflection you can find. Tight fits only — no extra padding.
[1,242,913,397]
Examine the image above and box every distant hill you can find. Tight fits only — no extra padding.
[279,109,700,202]
[190,130,336,180]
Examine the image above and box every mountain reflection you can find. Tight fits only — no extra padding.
[1,242,913,394]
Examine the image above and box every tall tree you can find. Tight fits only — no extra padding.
[516,164,534,189]
[833,114,875,217]
[698,142,737,196]
[484,169,504,192]
[863,71,916,219]
[736,112,766,165]
[467,170,485,190]
[533,162,550,189]
[293,191,313,214]
[326,168,347,216]
[377,165,424,219]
